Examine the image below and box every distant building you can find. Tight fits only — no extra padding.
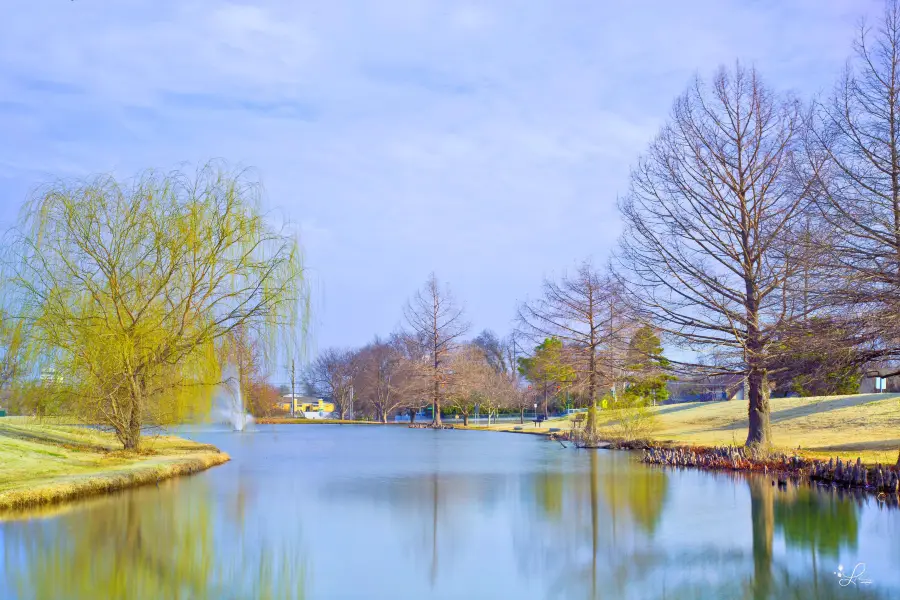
[858,368,900,394]
[666,374,746,404]
[279,394,335,418]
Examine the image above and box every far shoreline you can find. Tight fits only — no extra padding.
[256,417,407,426]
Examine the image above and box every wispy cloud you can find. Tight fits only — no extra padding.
[0,0,878,352]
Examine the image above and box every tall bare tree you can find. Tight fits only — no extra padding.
[807,0,900,361]
[518,260,634,431]
[404,274,470,426]
[616,65,810,449]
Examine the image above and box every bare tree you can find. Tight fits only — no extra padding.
[479,360,518,426]
[616,64,811,449]
[517,260,635,426]
[404,274,470,427]
[444,343,516,426]
[352,339,411,423]
[304,348,357,420]
[806,0,900,361]
[247,380,286,418]
[471,331,523,423]
[510,385,540,425]
[390,332,430,422]
[445,345,487,426]
[473,330,508,374]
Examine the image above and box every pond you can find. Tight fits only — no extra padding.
[1,425,899,599]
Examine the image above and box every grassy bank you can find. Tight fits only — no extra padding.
[0,418,229,513]
[482,393,900,465]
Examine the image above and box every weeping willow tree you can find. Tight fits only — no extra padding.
[2,164,307,449]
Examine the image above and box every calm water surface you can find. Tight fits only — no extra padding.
[1,425,899,599]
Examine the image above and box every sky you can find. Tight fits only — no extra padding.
[0,0,884,370]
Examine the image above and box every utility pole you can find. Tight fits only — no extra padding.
[511,336,521,386]
[290,359,296,418]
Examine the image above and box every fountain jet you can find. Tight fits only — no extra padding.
[212,364,254,431]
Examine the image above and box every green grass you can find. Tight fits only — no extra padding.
[0,418,229,513]
[483,393,900,465]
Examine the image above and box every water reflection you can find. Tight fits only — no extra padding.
[322,470,509,588]
[521,455,891,600]
[1,427,898,599]
[517,452,673,599]
[318,439,896,600]
[2,473,307,600]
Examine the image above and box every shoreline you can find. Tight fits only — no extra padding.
[524,426,900,502]
[456,418,900,502]
[638,443,900,499]
[4,412,898,513]
[0,451,230,513]
[0,420,230,514]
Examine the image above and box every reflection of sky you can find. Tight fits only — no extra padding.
[2,426,899,599]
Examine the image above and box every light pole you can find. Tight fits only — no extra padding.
[533,402,537,426]
[290,359,296,418]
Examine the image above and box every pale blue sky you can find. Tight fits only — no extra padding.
[0,1,880,367]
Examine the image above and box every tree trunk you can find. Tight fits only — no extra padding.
[746,367,771,449]
[381,410,388,424]
[543,386,549,418]
[519,407,525,424]
[744,274,771,450]
[585,405,598,444]
[408,407,417,423]
[432,380,442,427]
[462,413,469,427]
[123,390,142,451]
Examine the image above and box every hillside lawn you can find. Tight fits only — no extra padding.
[0,417,228,513]
[481,393,900,465]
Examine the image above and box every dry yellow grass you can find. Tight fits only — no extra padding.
[483,393,900,465]
[0,418,229,512]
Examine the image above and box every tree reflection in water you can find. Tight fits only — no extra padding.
[1,474,307,600]
[321,469,509,589]
[517,451,670,599]
[4,431,896,599]
[520,453,892,600]
[774,482,859,587]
